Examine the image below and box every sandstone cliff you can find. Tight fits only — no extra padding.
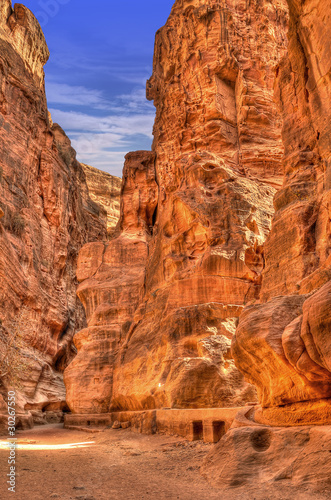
[81,164,121,237]
[65,0,289,414]
[232,0,331,427]
[64,151,157,413]
[202,0,331,494]
[0,1,111,426]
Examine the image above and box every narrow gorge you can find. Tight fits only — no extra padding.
[64,0,288,414]
[0,0,330,498]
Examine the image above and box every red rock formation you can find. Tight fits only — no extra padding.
[0,2,109,423]
[65,0,289,413]
[64,151,157,413]
[81,163,121,236]
[232,0,331,427]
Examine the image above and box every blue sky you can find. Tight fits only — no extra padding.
[21,0,174,177]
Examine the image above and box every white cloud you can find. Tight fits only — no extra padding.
[49,108,155,137]
[48,108,155,177]
[48,44,152,85]
[46,81,154,114]
[77,151,127,177]
[45,79,155,177]
[46,82,105,107]
[112,88,153,113]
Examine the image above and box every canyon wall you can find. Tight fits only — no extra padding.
[232,0,331,427]
[65,0,289,414]
[64,151,157,413]
[202,0,331,494]
[0,1,117,427]
[82,163,121,237]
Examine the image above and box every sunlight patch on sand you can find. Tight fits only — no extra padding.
[0,440,95,450]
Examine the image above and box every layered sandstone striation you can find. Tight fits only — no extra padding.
[0,2,110,423]
[81,163,121,236]
[232,0,331,427]
[65,0,289,413]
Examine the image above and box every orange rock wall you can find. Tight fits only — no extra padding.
[0,2,108,417]
[82,163,121,236]
[64,151,157,413]
[65,0,289,413]
[233,0,331,426]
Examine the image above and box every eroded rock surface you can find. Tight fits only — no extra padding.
[0,2,108,421]
[232,0,331,426]
[65,0,289,413]
[64,151,157,413]
[202,417,331,496]
[82,163,121,236]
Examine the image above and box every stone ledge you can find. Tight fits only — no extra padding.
[64,407,240,443]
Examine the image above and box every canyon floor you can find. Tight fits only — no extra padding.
[0,424,329,500]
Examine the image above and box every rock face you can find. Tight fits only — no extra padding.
[81,164,121,236]
[65,0,289,413]
[64,151,157,413]
[201,408,331,497]
[232,0,331,427]
[0,2,108,420]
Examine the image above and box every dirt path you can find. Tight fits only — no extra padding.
[0,424,327,500]
[0,424,221,500]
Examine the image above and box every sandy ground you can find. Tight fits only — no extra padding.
[0,424,329,500]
